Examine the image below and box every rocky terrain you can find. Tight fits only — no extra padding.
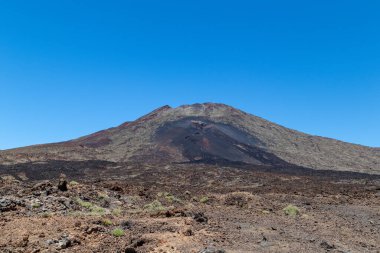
[1,163,379,253]
[0,103,379,252]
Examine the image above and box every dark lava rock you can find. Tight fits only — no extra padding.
[320,241,336,251]
[155,117,288,166]
[165,210,175,217]
[85,225,105,234]
[54,235,80,250]
[194,212,208,223]
[57,179,68,192]
[0,198,17,212]
[131,239,146,247]
[199,247,226,253]
[125,248,137,253]
[121,220,133,229]
[110,185,123,192]
[32,181,53,191]
[46,239,57,246]
[57,237,71,250]
[183,228,193,236]
[126,238,148,250]
[164,209,187,218]
[224,194,248,208]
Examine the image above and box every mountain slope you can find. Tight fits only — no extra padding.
[1,103,379,174]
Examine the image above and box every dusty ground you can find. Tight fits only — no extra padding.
[0,164,379,253]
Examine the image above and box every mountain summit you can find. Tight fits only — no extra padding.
[1,103,379,174]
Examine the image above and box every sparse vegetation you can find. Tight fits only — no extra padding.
[90,206,106,215]
[31,202,41,208]
[157,192,182,203]
[76,198,93,209]
[102,219,113,226]
[164,192,181,203]
[283,204,300,216]
[144,200,166,212]
[69,181,79,186]
[112,208,122,216]
[223,192,253,208]
[0,163,375,252]
[75,198,105,215]
[98,192,109,199]
[41,212,53,218]
[200,196,209,203]
[111,228,125,237]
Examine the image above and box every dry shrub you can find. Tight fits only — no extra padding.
[222,192,255,208]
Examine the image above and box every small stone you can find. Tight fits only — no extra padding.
[32,181,53,192]
[46,239,55,245]
[0,198,17,212]
[57,237,71,250]
[199,248,225,253]
[320,241,336,251]
[125,248,137,253]
[121,220,133,229]
[193,212,208,223]
[22,235,29,241]
[86,225,104,234]
[58,180,68,192]
[183,228,193,236]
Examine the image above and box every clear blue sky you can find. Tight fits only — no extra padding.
[1,0,379,150]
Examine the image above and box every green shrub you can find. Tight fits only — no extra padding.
[283,204,300,216]
[69,181,79,186]
[98,192,109,199]
[112,208,122,216]
[41,212,53,218]
[76,198,93,209]
[31,202,41,208]
[102,219,113,226]
[75,198,105,215]
[157,192,181,203]
[90,206,105,215]
[111,228,125,237]
[144,200,166,212]
[164,192,181,203]
[199,196,209,203]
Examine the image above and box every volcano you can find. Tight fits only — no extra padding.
[1,103,379,175]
